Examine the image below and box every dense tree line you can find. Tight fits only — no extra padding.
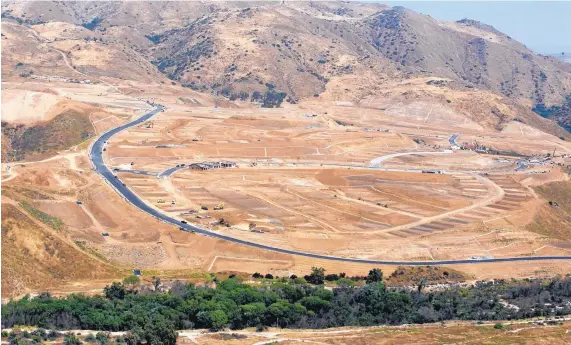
[3,270,571,334]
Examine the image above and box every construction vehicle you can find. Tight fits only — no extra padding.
[214,202,225,210]
[171,200,176,205]
[157,199,166,204]
[201,205,208,211]
[192,136,202,141]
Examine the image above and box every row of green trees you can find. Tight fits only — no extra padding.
[2,270,571,341]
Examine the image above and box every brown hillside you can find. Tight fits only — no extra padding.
[527,181,571,241]
[4,1,570,107]
[365,7,571,107]
[2,1,570,135]
[1,203,119,298]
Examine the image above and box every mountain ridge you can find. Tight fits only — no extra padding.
[2,0,570,133]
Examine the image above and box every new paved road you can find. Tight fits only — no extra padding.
[90,106,571,266]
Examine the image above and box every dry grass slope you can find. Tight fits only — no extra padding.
[527,181,571,240]
[1,203,120,297]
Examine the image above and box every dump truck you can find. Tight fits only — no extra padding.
[214,202,225,210]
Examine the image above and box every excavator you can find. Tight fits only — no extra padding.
[213,202,225,210]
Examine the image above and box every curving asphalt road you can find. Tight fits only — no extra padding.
[369,150,452,168]
[158,165,187,179]
[90,105,571,266]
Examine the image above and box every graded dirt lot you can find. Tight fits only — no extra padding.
[95,103,571,267]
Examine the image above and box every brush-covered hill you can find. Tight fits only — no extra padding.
[2,1,571,132]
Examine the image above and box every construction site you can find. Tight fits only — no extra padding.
[3,40,571,297]
[62,98,566,275]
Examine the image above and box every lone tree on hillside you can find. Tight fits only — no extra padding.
[366,268,383,284]
[306,267,326,285]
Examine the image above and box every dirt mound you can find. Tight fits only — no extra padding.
[1,89,62,124]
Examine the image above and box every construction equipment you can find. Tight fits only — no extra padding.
[157,199,166,204]
[214,202,225,210]
[201,205,208,211]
